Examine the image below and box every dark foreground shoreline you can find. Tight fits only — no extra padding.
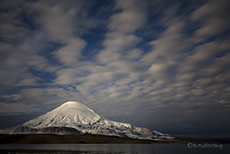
[0,134,151,144]
[0,134,229,144]
[1,149,88,154]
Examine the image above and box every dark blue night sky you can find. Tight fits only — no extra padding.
[0,0,229,137]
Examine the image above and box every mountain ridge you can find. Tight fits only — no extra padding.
[0,101,174,141]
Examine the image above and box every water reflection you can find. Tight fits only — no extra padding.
[0,144,229,154]
[0,144,153,153]
[1,150,124,154]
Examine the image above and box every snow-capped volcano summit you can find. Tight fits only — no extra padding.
[24,101,101,127]
[50,101,100,121]
[0,101,174,140]
[50,101,100,123]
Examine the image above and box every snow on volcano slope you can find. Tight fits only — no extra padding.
[23,101,101,129]
[0,101,174,140]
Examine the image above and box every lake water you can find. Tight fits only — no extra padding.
[0,144,229,154]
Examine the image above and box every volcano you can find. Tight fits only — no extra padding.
[0,101,174,140]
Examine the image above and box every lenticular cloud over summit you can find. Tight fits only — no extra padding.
[0,101,174,140]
